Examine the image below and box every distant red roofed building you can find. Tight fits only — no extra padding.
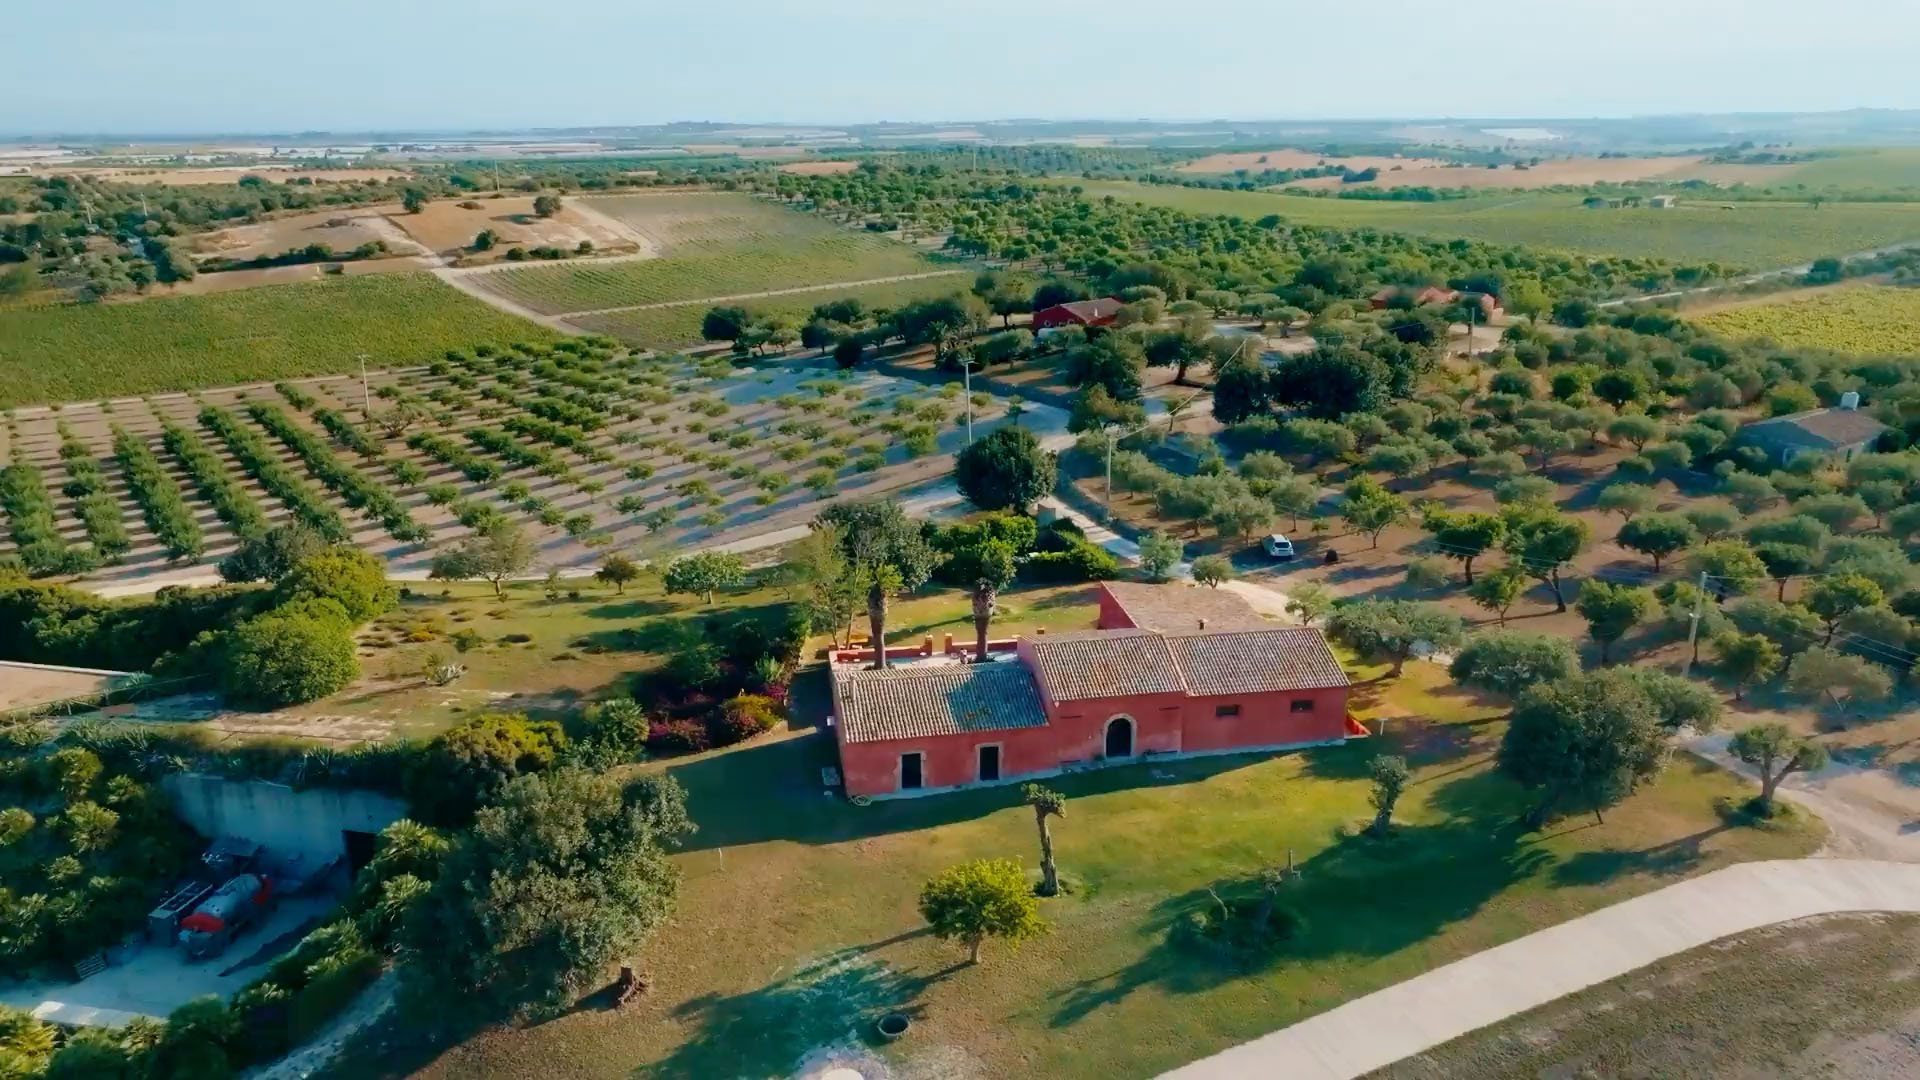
[1368,286,1502,319]
[1031,296,1126,332]
[828,582,1356,798]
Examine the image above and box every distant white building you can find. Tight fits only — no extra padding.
[1735,396,1888,464]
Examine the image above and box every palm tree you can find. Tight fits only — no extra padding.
[1024,785,1066,896]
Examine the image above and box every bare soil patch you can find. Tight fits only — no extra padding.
[188,208,426,261]
[1281,155,1712,191]
[779,160,861,175]
[386,197,645,263]
[681,144,808,158]
[1380,913,1920,1080]
[1180,149,1447,174]
[46,166,412,186]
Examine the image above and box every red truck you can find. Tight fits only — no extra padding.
[177,874,275,960]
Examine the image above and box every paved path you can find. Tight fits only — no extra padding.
[1163,858,1920,1080]
[552,268,969,319]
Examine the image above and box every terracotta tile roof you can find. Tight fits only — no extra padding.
[1167,627,1350,696]
[1026,630,1186,701]
[1102,581,1270,633]
[1739,408,1887,451]
[1048,297,1125,324]
[833,661,1046,744]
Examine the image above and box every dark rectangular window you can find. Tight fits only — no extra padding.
[1290,698,1315,714]
[901,753,923,790]
[978,745,1001,782]
[1214,704,1241,718]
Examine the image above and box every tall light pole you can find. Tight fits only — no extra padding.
[959,357,977,445]
[357,353,373,419]
[1101,423,1122,523]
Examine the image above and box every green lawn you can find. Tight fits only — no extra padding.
[0,273,557,409]
[285,580,1099,741]
[569,273,970,349]
[396,658,1822,1080]
[1378,912,1920,1078]
[1073,180,1920,268]
[289,577,793,739]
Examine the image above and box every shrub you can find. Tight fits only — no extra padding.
[275,548,397,623]
[710,693,784,746]
[1021,539,1119,583]
[219,602,360,708]
[405,712,566,825]
[646,717,711,754]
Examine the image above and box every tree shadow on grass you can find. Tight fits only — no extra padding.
[1048,769,1555,1028]
[665,735,1288,852]
[638,944,962,1079]
[1549,823,1729,887]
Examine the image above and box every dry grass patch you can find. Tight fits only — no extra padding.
[1379,913,1920,1079]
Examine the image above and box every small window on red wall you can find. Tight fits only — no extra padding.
[1290,698,1314,713]
[1214,703,1241,718]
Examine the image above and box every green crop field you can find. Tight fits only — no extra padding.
[1692,284,1920,354]
[473,199,944,316]
[1785,147,1920,191]
[580,191,851,254]
[1072,180,1920,268]
[568,272,970,348]
[0,273,558,409]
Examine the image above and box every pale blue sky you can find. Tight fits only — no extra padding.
[6,0,1918,134]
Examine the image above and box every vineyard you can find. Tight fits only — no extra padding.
[0,273,560,409]
[1071,181,1920,268]
[0,338,1026,587]
[581,191,854,254]
[1691,284,1920,354]
[568,273,969,348]
[467,194,942,316]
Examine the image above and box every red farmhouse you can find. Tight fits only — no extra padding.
[1030,296,1126,333]
[829,582,1356,799]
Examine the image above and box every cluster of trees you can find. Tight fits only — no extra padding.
[0,745,200,977]
[752,166,1694,308]
[702,292,987,366]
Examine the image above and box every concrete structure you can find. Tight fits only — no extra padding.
[828,583,1355,799]
[1648,194,1680,208]
[1735,400,1888,464]
[1164,859,1920,1080]
[1031,296,1125,332]
[161,774,407,870]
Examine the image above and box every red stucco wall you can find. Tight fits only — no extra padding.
[835,679,1350,798]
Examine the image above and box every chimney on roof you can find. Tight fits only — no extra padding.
[1198,617,1207,630]
[1840,391,1861,411]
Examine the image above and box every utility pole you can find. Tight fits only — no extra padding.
[959,358,977,445]
[1102,424,1121,523]
[1682,569,1709,674]
[357,353,373,419]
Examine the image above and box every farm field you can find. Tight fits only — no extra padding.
[391,656,1819,1080]
[1072,180,1920,267]
[1783,147,1920,191]
[468,194,941,315]
[43,166,415,186]
[1692,283,1920,353]
[1183,151,1767,192]
[187,206,428,263]
[567,273,970,348]
[0,273,559,409]
[388,195,648,263]
[0,341,1032,592]
[1383,913,1920,1079]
